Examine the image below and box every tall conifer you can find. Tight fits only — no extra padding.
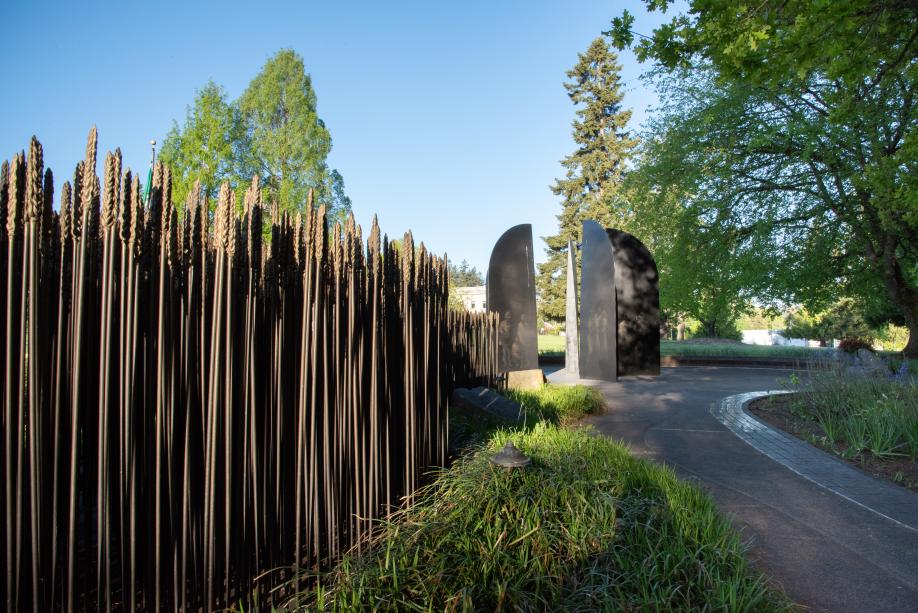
[538,36,636,322]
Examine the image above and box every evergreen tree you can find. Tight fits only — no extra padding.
[238,49,333,214]
[538,36,637,322]
[449,259,484,287]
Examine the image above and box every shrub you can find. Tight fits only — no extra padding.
[837,337,873,353]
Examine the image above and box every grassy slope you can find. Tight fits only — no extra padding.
[290,386,791,611]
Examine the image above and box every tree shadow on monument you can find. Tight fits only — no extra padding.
[608,228,660,376]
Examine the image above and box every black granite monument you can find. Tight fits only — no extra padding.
[487,224,538,372]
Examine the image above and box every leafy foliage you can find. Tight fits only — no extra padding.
[538,36,637,322]
[619,74,780,337]
[610,1,918,355]
[159,82,243,205]
[160,49,351,220]
[237,49,332,213]
[784,300,874,344]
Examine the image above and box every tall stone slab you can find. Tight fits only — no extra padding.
[564,241,580,375]
[578,220,617,381]
[487,224,538,372]
[608,229,660,375]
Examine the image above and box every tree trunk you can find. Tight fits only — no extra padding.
[902,304,918,358]
[877,236,918,358]
[702,319,717,338]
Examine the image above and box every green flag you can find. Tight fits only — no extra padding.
[141,165,153,203]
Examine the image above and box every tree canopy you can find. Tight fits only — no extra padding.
[237,49,333,212]
[610,1,918,355]
[161,49,351,221]
[159,82,242,203]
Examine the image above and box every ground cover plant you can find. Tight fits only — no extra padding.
[750,367,918,491]
[287,384,791,611]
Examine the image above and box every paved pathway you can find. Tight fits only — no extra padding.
[548,366,918,612]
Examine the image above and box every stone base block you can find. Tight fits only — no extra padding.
[506,368,545,390]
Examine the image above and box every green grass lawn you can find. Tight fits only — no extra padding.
[659,340,829,358]
[537,333,566,356]
[539,334,831,359]
[286,385,792,611]
[538,334,918,372]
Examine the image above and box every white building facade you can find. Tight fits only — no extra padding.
[455,285,487,313]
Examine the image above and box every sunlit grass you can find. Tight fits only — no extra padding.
[502,383,604,425]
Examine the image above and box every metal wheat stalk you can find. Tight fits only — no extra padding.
[1,133,499,611]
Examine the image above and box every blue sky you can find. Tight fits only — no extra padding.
[1,1,673,273]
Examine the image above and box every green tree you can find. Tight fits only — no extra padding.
[610,1,918,356]
[538,36,637,322]
[325,169,352,219]
[618,76,781,338]
[449,259,484,287]
[159,81,243,206]
[784,300,874,344]
[162,49,352,221]
[238,49,334,214]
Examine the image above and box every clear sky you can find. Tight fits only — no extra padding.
[1,1,672,274]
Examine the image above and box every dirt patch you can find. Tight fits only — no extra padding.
[747,394,918,494]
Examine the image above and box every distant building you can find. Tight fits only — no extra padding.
[455,285,487,313]
[742,329,828,348]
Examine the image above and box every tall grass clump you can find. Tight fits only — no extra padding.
[502,384,605,424]
[792,365,918,459]
[290,424,789,611]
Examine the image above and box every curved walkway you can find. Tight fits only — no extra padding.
[548,366,918,612]
[713,391,918,533]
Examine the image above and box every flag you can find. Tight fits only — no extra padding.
[141,165,153,203]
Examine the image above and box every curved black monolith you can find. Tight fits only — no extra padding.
[608,229,660,376]
[487,224,538,372]
[579,220,617,381]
